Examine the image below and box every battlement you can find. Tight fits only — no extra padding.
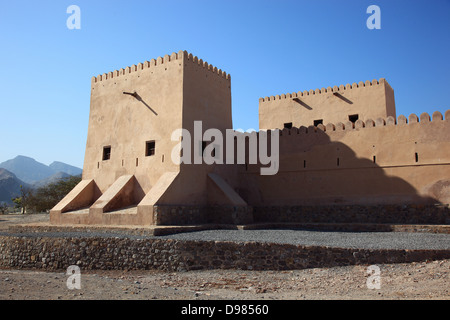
[275,110,449,136]
[259,78,391,103]
[230,110,449,142]
[184,51,231,81]
[91,50,230,84]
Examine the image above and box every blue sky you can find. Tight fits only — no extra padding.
[0,0,449,168]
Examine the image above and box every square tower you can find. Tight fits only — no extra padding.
[259,79,396,130]
[50,51,249,226]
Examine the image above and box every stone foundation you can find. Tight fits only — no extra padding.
[154,205,253,225]
[0,235,449,272]
[253,204,450,225]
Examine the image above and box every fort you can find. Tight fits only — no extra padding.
[49,50,450,227]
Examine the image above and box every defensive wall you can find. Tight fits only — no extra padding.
[238,108,450,209]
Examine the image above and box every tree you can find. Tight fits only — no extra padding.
[11,185,32,214]
[28,175,81,213]
[0,202,8,215]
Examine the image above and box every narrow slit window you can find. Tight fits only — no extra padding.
[373,156,376,163]
[415,152,419,163]
[136,158,139,167]
[284,122,293,129]
[337,157,340,167]
[102,146,111,161]
[146,141,155,157]
[313,119,323,127]
[303,160,306,168]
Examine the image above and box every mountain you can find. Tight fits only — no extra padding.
[0,168,28,205]
[0,156,82,185]
[0,156,55,184]
[31,171,72,188]
[49,161,82,176]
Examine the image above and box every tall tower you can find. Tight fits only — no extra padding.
[50,51,250,226]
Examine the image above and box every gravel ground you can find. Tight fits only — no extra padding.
[1,214,449,250]
[157,229,450,250]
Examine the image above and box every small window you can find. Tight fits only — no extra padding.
[313,119,323,127]
[284,122,293,129]
[146,141,155,157]
[102,146,111,161]
[349,114,359,123]
[415,152,419,163]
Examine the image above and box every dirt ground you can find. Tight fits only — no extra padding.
[0,214,449,300]
[0,259,449,300]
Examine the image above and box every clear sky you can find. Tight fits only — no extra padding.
[0,0,449,168]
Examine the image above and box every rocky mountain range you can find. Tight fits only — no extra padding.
[0,156,82,205]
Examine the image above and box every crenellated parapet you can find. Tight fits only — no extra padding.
[274,110,449,136]
[259,78,391,103]
[184,51,231,81]
[91,50,230,84]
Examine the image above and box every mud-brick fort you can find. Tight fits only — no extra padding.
[50,50,450,227]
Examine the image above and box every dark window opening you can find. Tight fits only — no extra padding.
[136,158,139,167]
[337,157,340,167]
[303,160,306,168]
[349,114,359,123]
[373,156,376,164]
[313,119,323,127]
[284,122,293,129]
[146,141,155,157]
[415,152,419,163]
[102,146,111,161]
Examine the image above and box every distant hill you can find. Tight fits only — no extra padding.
[0,155,82,185]
[31,171,72,189]
[49,161,82,177]
[0,168,28,205]
[0,156,54,184]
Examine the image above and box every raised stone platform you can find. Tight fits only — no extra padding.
[0,220,449,272]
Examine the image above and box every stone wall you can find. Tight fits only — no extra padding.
[154,205,253,225]
[253,204,450,225]
[1,235,449,272]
